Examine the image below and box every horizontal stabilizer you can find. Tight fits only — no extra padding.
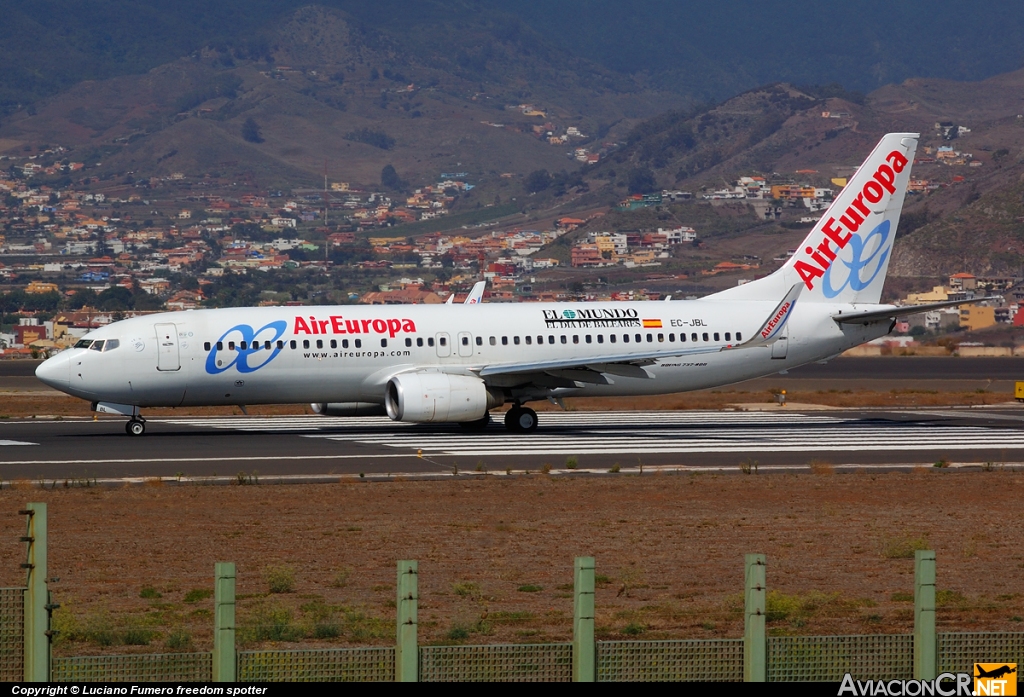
[832,298,986,324]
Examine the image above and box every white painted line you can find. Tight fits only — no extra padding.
[0,440,37,446]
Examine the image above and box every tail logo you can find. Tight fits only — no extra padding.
[821,221,891,299]
[793,149,907,292]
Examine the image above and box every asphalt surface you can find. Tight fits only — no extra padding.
[2,407,1024,481]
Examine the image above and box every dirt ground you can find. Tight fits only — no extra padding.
[0,471,1021,656]
[0,387,1016,420]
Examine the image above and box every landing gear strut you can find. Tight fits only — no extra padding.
[504,406,538,433]
[125,417,146,436]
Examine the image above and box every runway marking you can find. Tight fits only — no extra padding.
[156,412,1024,457]
[0,440,37,446]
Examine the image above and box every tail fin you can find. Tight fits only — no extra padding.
[710,132,918,304]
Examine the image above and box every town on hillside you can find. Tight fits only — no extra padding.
[0,130,1012,358]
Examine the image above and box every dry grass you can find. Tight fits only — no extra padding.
[1,471,1022,654]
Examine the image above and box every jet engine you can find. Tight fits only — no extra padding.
[310,402,387,417]
[384,372,503,423]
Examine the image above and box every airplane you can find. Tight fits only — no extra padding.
[35,132,973,436]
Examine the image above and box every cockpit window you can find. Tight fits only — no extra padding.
[103,339,120,351]
[89,340,105,351]
[74,339,93,349]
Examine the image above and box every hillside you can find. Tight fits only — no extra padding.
[0,5,678,188]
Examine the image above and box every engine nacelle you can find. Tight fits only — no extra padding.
[385,372,502,423]
[311,402,387,417]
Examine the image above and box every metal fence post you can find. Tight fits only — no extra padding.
[21,503,48,682]
[396,560,418,682]
[213,562,236,682]
[914,550,937,680]
[744,553,767,682]
[573,556,596,682]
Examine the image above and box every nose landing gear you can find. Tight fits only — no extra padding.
[503,406,538,433]
[125,418,146,436]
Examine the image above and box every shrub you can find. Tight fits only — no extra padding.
[622,622,645,635]
[330,568,352,588]
[517,584,543,593]
[184,589,213,603]
[265,565,296,594]
[565,456,578,470]
[166,629,193,651]
[452,581,480,597]
[139,586,162,599]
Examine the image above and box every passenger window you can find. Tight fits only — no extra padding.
[623,334,629,343]
[636,334,642,343]
[355,339,362,348]
[548,336,555,344]
[610,335,617,343]
[417,338,423,347]
[428,337,435,347]
[526,336,532,345]
[265,341,271,350]
[303,340,310,349]
[489,336,496,346]
[502,336,508,345]
[670,333,676,342]
[90,340,105,351]
[228,341,235,350]
[514,336,520,345]
[440,337,447,346]
[290,340,296,349]
[204,342,211,351]
[476,336,482,346]
[725,332,731,341]
[316,340,323,349]
[571,335,578,344]
[381,339,387,347]
[405,338,412,347]
[647,334,653,342]
[537,335,544,344]
[331,339,338,349]
[462,336,469,346]
[736,332,743,341]
[242,341,250,350]
[702,333,709,342]
[586,335,592,344]
[658,334,664,342]
[713,333,720,341]
[277,340,284,349]
[598,335,604,344]
[342,339,349,348]
[691,333,698,342]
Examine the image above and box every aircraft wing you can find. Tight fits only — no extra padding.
[832,297,985,324]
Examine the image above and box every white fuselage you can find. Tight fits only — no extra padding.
[36,299,890,409]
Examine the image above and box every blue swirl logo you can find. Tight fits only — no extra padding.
[822,220,891,299]
[205,321,288,374]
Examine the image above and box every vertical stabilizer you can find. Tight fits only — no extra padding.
[710,133,918,304]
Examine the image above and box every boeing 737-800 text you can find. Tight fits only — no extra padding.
[35,133,969,435]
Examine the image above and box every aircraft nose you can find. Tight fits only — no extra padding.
[35,353,70,390]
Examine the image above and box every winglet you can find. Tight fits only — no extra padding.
[464,280,486,304]
[733,283,802,349]
[445,293,455,305]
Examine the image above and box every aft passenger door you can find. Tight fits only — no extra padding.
[771,326,788,359]
[435,332,451,358]
[457,332,473,357]
[155,323,181,371]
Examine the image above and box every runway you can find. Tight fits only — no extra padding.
[2,408,1024,481]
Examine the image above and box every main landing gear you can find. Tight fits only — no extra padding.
[504,406,538,433]
[125,417,146,436]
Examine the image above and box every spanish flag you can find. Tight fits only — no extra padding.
[642,319,663,328]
